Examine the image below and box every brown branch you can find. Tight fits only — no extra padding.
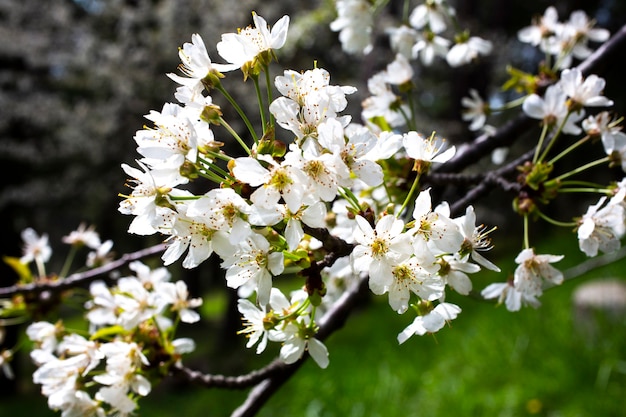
[169,268,368,416]
[446,148,533,216]
[171,359,288,389]
[0,243,167,297]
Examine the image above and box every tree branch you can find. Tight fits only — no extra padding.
[0,243,167,297]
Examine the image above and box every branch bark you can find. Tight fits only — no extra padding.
[0,243,167,297]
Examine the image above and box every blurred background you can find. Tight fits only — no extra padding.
[1,0,626,415]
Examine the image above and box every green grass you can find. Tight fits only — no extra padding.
[2,234,626,417]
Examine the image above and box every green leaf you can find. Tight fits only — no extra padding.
[90,325,127,341]
[3,256,32,283]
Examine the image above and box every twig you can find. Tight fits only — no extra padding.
[562,246,626,282]
[0,243,167,297]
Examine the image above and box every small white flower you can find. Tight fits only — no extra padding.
[481,280,540,311]
[237,298,272,354]
[397,302,461,344]
[410,189,464,254]
[384,54,414,86]
[232,155,307,213]
[156,280,203,323]
[27,321,61,353]
[437,254,480,296]
[330,0,374,55]
[167,33,236,90]
[454,205,500,272]
[403,132,456,172]
[57,334,103,376]
[412,31,451,66]
[20,228,52,265]
[577,196,625,257]
[559,68,613,108]
[351,214,412,295]
[86,240,114,268]
[513,248,564,299]
[582,111,626,154]
[560,9,610,64]
[362,72,408,128]
[221,233,284,306]
[62,223,101,249]
[386,24,418,59]
[217,12,290,70]
[446,36,492,67]
[461,89,488,131]
[388,252,443,313]
[278,321,329,369]
[522,85,584,135]
[409,0,451,34]
[85,281,119,328]
[118,161,184,236]
[517,6,561,50]
[61,391,105,417]
[114,277,163,330]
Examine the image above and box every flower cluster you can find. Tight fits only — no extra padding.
[114,8,504,361]
[333,0,493,67]
[517,6,610,70]
[1,3,625,416]
[476,37,626,311]
[27,260,200,416]
[238,287,329,368]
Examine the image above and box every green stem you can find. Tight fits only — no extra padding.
[402,0,410,22]
[397,173,422,218]
[170,195,202,201]
[548,156,610,184]
[197,169,229,184]
[489,94,528,112]
[204,149,233,162]
[215,83,259,144]
[338,187,362,212]
[557,180,606,189]
[558,187,611,194]
[279,297,311,321]
[35,256,47,281]
[59,245,78,278]
[397,104,415,132]
[218,116,252,155]
[535,208,578,227]
[538,112,572,163]
[264,63,275,128]
[533,123,549,163]
[198,155,236,181]
[372,0,391,14]
[523,215,530,250]
[548,135,591,165]
[308,306,318,330]
[252,75,267,137]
